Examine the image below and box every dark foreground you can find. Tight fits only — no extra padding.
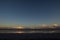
[0,33,60,40]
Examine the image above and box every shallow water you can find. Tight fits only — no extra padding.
[0,30,60,33]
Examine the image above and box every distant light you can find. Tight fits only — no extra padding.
[16,27,24,29]
[16,31,25,34]
[42,24,48,27]
[13,26,24,29]
[53,24,58,26]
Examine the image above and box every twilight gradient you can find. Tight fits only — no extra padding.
[0,0,60,27]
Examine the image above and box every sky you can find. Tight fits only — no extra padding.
[0,0,60,27]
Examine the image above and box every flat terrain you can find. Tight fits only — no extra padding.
[0,28,60,39]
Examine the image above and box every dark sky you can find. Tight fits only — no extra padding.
[0,0,60,27]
